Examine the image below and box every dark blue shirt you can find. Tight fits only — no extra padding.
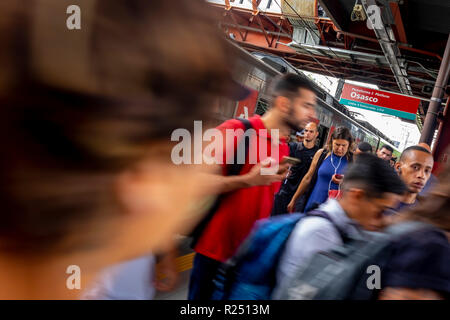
[382,227,450,297]
[384,201,418,216]
[279,142,319,196]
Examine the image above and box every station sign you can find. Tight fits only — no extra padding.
[339,83,420,120]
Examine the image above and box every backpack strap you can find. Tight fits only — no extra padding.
[190,118,253,248]
[212,213,305,300]
[227,118,252,175]
[306,209,350,243]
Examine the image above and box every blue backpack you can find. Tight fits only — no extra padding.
[211,210,344,300]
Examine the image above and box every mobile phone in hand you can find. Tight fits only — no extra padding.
[282,156,301,165]
[335,174,344,179]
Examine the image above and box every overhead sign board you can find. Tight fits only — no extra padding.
[339,84,420,120]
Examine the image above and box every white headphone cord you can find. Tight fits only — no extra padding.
[328,153,343,194]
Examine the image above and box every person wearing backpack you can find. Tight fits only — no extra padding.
[272,153,406,299]
[276,158,450,300]
[211,154,406,300]
[188,74,317,300]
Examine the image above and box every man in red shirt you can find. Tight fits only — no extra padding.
[188,74,317,300]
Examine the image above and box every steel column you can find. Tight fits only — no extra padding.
[420,34,450,145]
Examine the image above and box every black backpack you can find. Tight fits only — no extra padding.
[276,221,433,300]
[189,118,253,248]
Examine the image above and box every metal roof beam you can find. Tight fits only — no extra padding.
[361,0,412,95]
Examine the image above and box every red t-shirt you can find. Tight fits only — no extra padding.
[194,115,289,262]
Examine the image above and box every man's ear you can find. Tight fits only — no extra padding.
[273,96,290,114]
[394,162,402,174]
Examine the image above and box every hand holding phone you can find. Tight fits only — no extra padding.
[282,156,301,165]
[332,174,344,185]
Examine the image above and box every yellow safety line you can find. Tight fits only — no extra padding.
[156,252,195,280]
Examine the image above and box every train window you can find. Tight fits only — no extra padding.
[212,97,239,121]
[317,125,329,148]
[255,98,270,116]
[261,58,287,74]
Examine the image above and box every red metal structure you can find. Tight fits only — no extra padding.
[208,0,450,170]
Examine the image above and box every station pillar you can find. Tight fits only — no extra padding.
[420,34,450,145]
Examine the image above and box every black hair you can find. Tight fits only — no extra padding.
[380,144,394,153]
[400,145,431,161]
[357,141,372,153]
[272,73,316,98]
[342,153,407,197]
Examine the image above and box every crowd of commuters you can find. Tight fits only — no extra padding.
[0,0,448,301]
[287,127,353,213]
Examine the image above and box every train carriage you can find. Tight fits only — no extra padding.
[216,43,400,156]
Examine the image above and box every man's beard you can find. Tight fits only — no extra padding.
[285,107,304,132]
[286,119,303,132]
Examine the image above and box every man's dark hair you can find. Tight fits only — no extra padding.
[357,141,372,153]
[271,73,316,98]
[380,144,394,153]
[342,153,406,197]
[400,145,431,161]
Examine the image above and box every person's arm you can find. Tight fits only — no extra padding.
[201,159,290,195]
[200,121,289,195]
[154,247,179,292]
[378,287,444,300]
[287,149,324,212]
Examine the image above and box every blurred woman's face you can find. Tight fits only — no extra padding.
[332,139,350,157]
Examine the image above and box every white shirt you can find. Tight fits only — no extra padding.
[272,199,364,299]
[83,255,156,300]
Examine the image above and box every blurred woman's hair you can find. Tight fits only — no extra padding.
[404,159,450,232]
[0,0,235,254]
[326,127,354,161]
